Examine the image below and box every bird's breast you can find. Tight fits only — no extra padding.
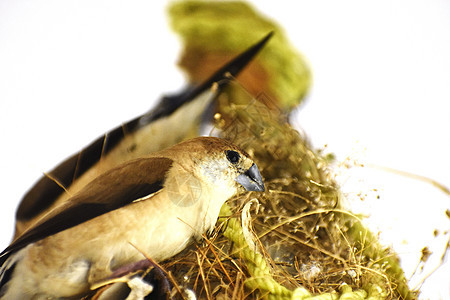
[16,188,209,297]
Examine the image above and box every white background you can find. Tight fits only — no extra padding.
[0,1,449,299]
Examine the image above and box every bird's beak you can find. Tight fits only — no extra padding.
[236,164,265,192]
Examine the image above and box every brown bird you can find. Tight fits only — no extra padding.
[0,137,264,299]
[13,32,272,238]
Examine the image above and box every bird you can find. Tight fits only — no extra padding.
[13,32,272,239]
[0,137,265,299]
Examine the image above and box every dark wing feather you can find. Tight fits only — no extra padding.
[2,157,173,262]
[16,123,139,221]
[15,32,272,223]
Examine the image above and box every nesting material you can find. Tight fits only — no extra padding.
[147,84,416,299]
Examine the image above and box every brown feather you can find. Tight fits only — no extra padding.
[2,157,173,261]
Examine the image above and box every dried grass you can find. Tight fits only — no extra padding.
[89,82,417,299]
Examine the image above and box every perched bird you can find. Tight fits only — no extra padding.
[0,137,265,299]
[13,32,272,238]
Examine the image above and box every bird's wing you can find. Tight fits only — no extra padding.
[15,32,272,225]
[1,157,173,261]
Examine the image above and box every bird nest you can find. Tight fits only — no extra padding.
[147,84,416,300]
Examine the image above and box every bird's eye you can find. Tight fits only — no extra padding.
[226,150,240,164]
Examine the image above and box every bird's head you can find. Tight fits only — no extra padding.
[162,137,265,197]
